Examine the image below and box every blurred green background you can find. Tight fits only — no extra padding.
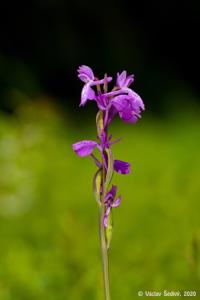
[0,1,200,299]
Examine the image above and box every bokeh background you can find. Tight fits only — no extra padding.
[0,1,200,299]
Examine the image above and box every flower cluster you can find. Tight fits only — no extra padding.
[72,65,144,232]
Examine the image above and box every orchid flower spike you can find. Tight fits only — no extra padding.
[73,65,145,229]
[72,65,145,300]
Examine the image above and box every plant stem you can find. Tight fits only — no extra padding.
[99,205,111,300]
[99,151,111,300]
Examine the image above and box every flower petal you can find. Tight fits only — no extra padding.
[72,140,98,157]
[114,160,131,174]
[80,82,96,106]
[111,95,129,112]
[116,71,127,87]
[124,74,134,86]
[128,89,145,111]
[119,109,138,123]
[77,65,94,82]
[111,93,144,123]
[112,195,121,207]
[105,185,117,202]
[117,71,134,88]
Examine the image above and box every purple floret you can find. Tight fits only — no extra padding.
[116,71,134,88]
[72,65,145,230]
[104,185,121,227]
[114,160,131,174]
[72,140,98,157]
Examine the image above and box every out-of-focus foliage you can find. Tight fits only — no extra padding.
[0,102,200,299]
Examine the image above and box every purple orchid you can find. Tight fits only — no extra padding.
[114,160,130,174]
[111,94,144,123]
[72,137,130,175]
[78,65,112,106]
[73,65,144,227]
[72,65,145,300]
[72,140,98,157]
[104,185,121,227]
[116,70,134,88]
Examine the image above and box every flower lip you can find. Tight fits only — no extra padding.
[104,185,122,227]
[72,140,98,157]
[105,185,117,203]
[80,82,96,106]
[111,94,145,124]
[114,160,131,174]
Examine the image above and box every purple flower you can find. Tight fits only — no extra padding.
[116,71,134,88]
[104,185,121,227]
[72,135,131,176]
[78,65,112,107]
[96,94,109,111]
[73,65,145,235]
[80,83,96,106]
[78,65,95,82]
[77,65,96,106]
[72,140,98,157]
[97,70,145,125]
[114,160,131,174]
[116,71,140,103]
[111,94,144,123]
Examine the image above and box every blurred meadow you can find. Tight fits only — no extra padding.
[0,98,200,299]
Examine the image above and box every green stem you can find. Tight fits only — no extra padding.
[99,152,111,300]
[99,205,111,300]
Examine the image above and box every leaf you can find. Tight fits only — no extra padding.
[96,110,104,137]
[105,148,114,189]
[93,168,102,204]
[106,210,113,249]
